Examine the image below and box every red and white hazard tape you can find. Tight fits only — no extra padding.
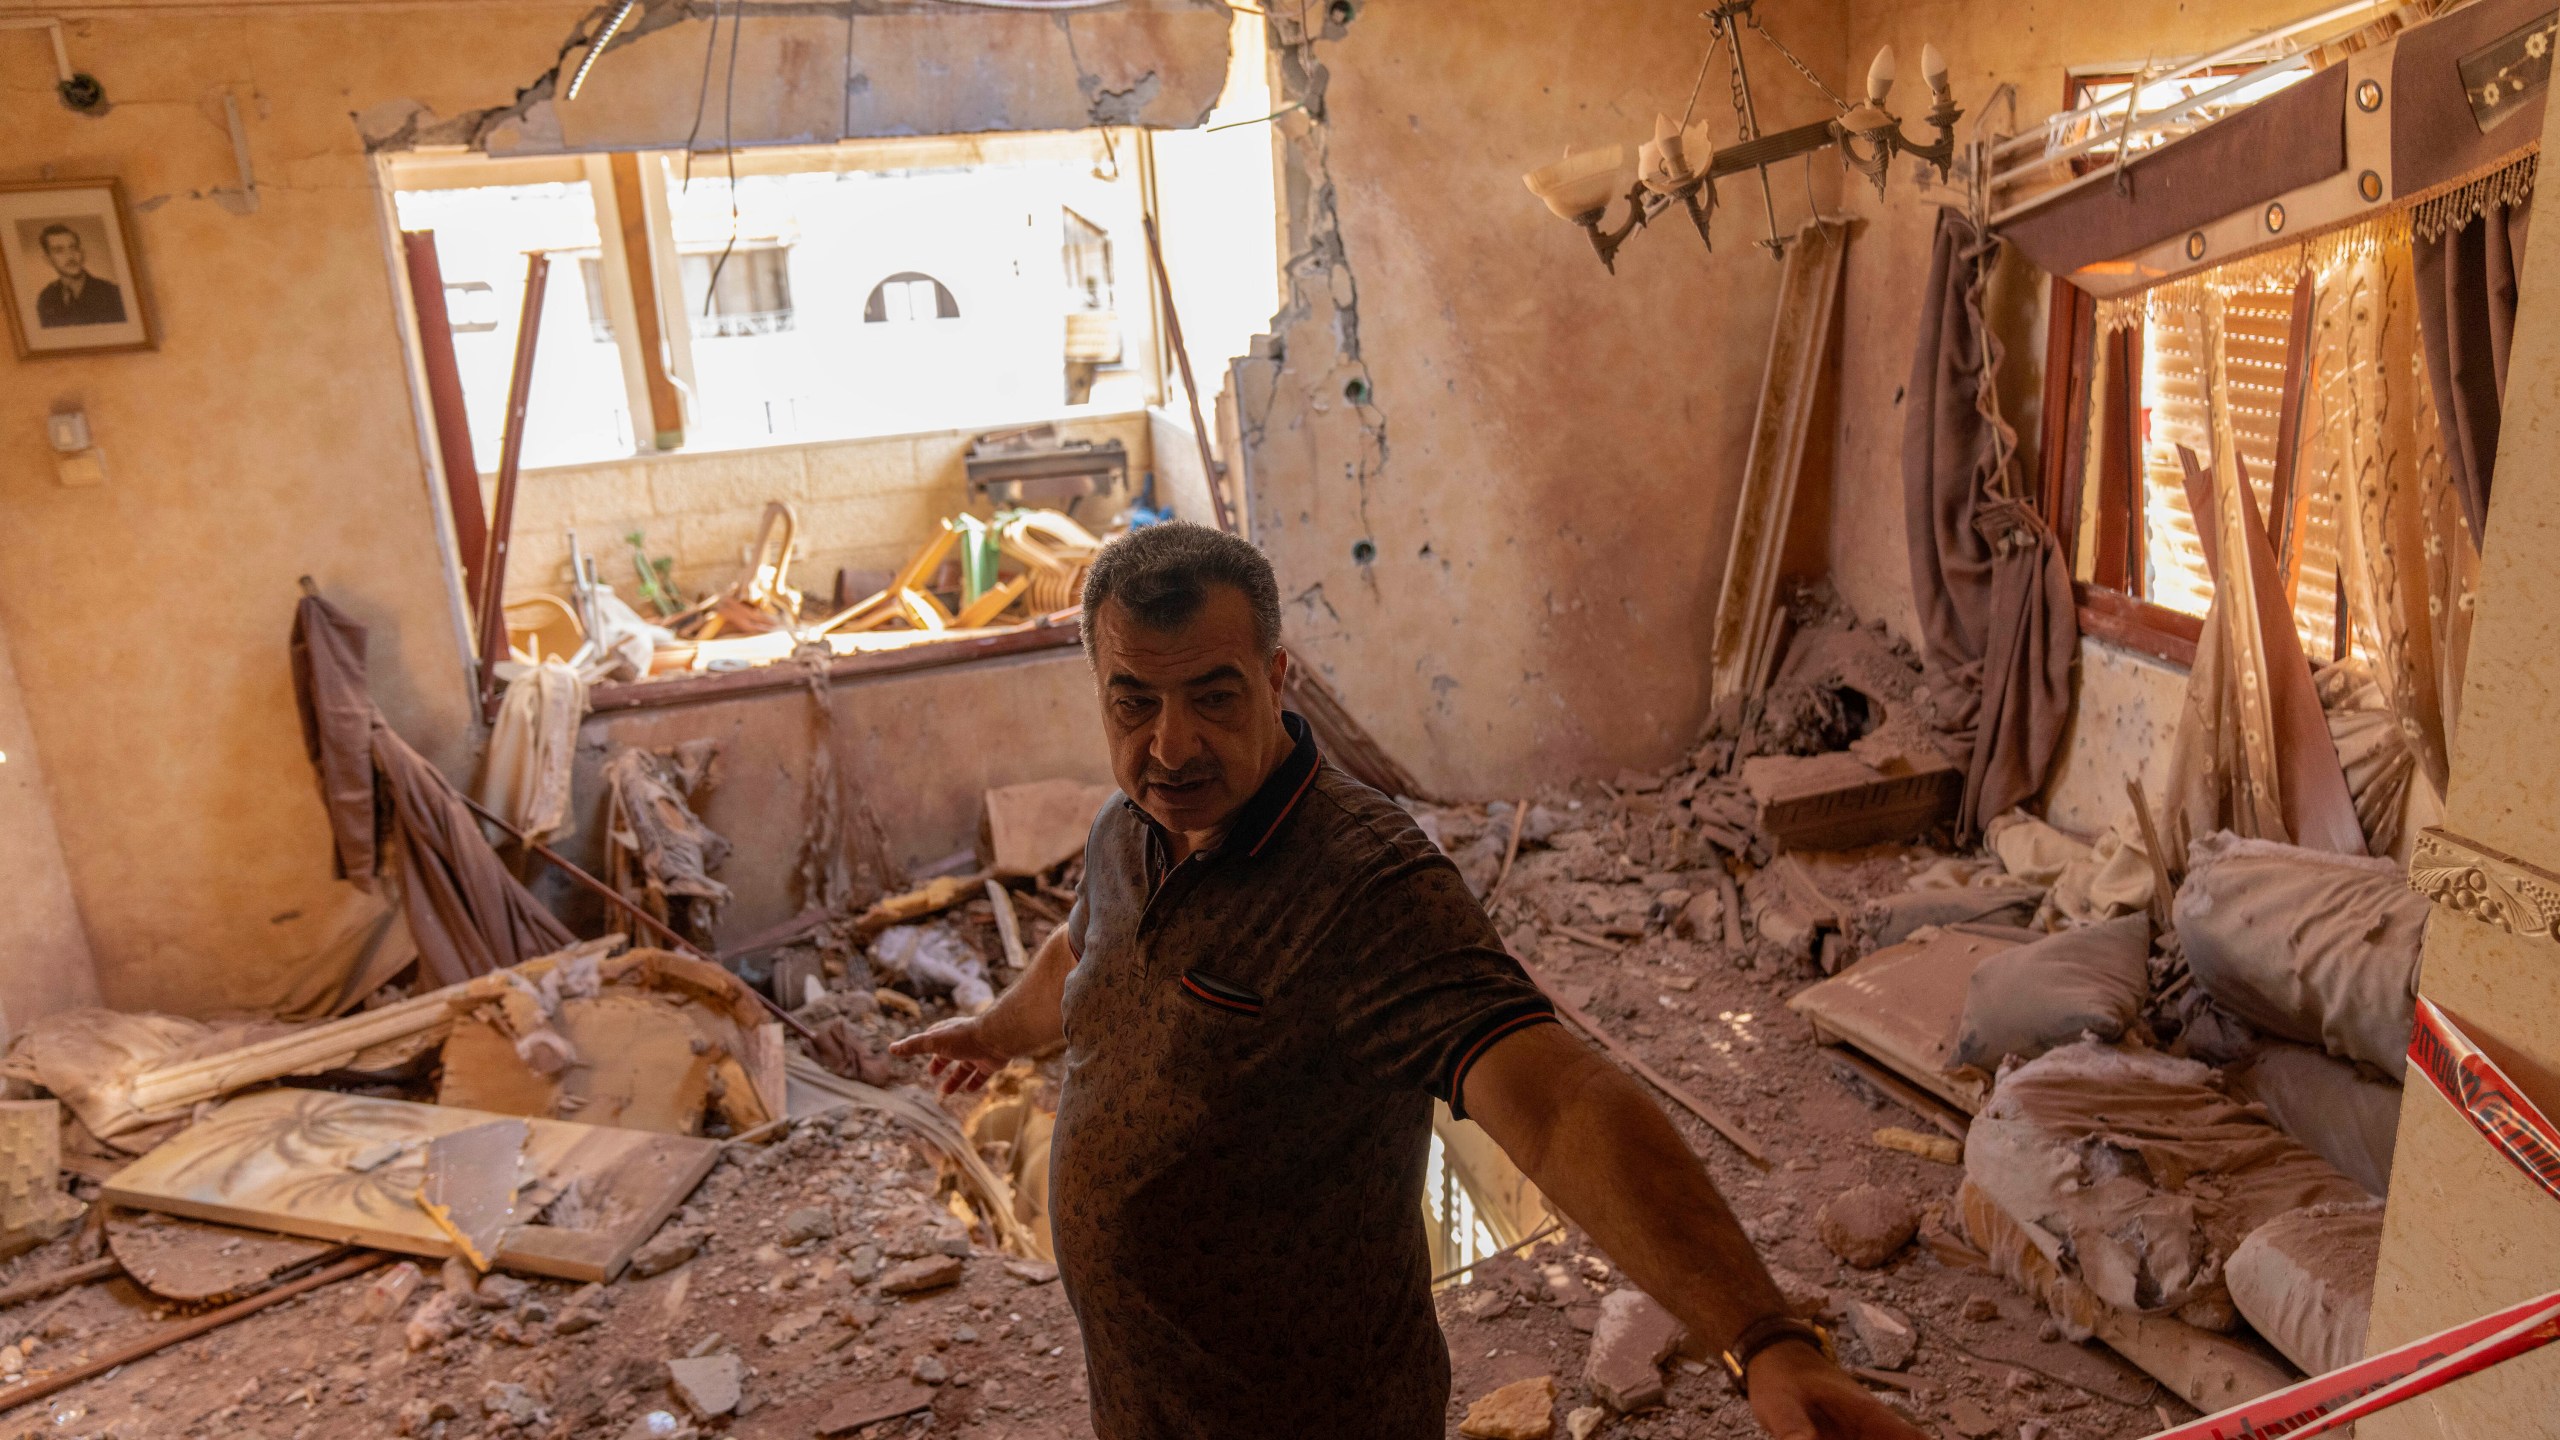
[2137,998,2560,1438]
[2142,1289,2560,1439]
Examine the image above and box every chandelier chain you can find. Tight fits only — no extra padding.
[1747,12,1847,112]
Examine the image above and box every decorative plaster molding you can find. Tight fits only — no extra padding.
[2409,826,2560,942]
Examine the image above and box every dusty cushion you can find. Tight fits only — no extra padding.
[2173,833,2426,1077]
[2229,1044,2402,1197]
[1948,915,2152,1070]
[2225,1202,2382,1375]
[1963,1042,2370,1325]
[1858,884,2046,951]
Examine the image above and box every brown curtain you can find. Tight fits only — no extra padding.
[2413,194,2531,551]
[1904,208,2079,835]
[292,593,576,988]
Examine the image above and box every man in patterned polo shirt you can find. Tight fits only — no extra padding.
[895,524,1920,1440]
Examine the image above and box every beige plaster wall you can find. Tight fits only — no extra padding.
[2361,78,2560,1435]
[562,649,1114,947]
[0,1,1232,1017]
[502,412,1152,602]
[0,616,101,1045]
[1237,0,1852,798]
[2035,637,2186,838]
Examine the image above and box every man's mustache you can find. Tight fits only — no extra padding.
[1142,759,1223,788]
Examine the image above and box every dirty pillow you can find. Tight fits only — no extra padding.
[2174,832,2426,1077]
[1949,914,2152,1070]
[2226,1202,2383,1375]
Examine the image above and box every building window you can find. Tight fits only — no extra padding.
[864,272,960,323]
[682,246,795,337]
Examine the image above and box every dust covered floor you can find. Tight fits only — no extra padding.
[0,906,2182,1440]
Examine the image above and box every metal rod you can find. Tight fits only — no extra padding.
[475,251,551,724]
[1141,214,1238,534]
[1990,0,2385,162]
[1989,49,2316,194]
[1725,20,1787,257]
[564,0,638,101]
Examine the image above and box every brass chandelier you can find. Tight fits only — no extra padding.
[1523,0,1963,268]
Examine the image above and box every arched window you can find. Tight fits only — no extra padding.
[864,272,960,323]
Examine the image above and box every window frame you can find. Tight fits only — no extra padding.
[2040,272,2323,671]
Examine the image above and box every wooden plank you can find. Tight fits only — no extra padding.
[588,620,1083,713]
[606,151,683,450]
[477,251,552,722]
[2073,583,2201,668]
[398,231,488,606]
[1741,750,1963,852]
[101,1089,716,1282]
[1786,928,2027,1114]
[2268,271,2318,597]
[1707,218,1852,705]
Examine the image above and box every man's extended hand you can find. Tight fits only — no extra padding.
[889,1016,1010,1095]
[1746,1342,1929,1440]
[886,923,1077,1095]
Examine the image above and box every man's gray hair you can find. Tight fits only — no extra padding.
[1080,522,1283,660]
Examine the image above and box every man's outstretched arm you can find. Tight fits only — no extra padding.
[1463,1023,1926,1440]
[889,924,1075,1092]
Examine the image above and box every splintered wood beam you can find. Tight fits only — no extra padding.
[400,231,489,607]
[476,251,552,723]
[608,151,684,450]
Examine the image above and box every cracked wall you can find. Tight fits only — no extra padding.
[1234,0,1851,796]
[0,1,1226,1016]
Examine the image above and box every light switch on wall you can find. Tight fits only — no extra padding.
[47,408,105,487]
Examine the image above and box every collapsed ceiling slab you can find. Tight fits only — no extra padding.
[449,0,1235,157]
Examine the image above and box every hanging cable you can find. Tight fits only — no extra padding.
[702,2,745,315]
[681,0,722,192]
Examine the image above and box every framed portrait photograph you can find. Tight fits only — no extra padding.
[0,179,155,359]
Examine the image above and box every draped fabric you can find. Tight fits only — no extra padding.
[2300,243,2478,808]
[2413,195,2531,551]
[291,594,576,989]
[1904,208,2079,836]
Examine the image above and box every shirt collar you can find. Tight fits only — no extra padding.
[1125,709,1322,866]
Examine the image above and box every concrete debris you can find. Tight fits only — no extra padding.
[1962,1295,2002,1322]
[1565,1404,1607,1440]
[1003,1258,1060,1285]
[1818,1184,1918,1269]
[1946,1393,2003,1437]
[780,1205,836,1245]
[910,1351,949,1384]
[629,1225,706,1277]
[1844,1297,1917,1370]
[1583,1288,1686,1412]
[665,1352,744,1418]
[879,1254,966,1295]
[1458,1373,1558,1439]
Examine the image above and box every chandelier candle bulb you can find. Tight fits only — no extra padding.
[1921,43,1949,97]
[1867,45,1895,104]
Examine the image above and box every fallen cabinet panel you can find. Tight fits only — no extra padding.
[1787,926,2022,1113]
[103,1212,340,1304]
[1743,750,1962,852]
[100,1088,716,1282]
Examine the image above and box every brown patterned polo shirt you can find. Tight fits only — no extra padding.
[1054,711,1556,1439]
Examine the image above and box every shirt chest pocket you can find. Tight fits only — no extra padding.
[1176,968,1265,1018]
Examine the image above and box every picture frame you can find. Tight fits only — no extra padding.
[0,178,156,359]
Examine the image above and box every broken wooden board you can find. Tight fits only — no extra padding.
[1742,749,1962,853]
[100,1088,717,1281]
[103,1211,339,1304]
[1788,927,2025,1113]
[417,1120,528,1270]
[1707,217,1853,706]
[438,996,714,1136]
[978,779,1114,878]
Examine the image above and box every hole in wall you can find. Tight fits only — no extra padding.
[1351,539,1377,564]
[1328,0,1358,25]
[1344,376,1370,404]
